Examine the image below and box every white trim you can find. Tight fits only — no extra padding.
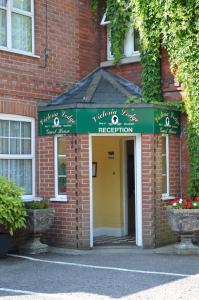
[93,227,125,237]
[50,196,68,202]
[54,136,58,197]
[123,138,135,236]
[161,195,175,201]
[0,0,35,55]
[134,134,142,246]
[54,136,67,200]
[89,133,143,248]
[100,12,110,26]
[31,0,35,54]
[107,26,140,61]
[0,45,39,57]
[161,135,170,198]
[100,55,141,67]
[123,140,128,235]
[89,135,93,248]
[0,113,35,199]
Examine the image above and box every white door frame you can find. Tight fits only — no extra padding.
[89,134,142,247]
[122,137,134,236]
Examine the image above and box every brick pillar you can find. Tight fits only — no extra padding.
[180,115,189,196]
[142,134,180,248]
[76,135,90,249]
[38,136,55,199]
[142,134,156,248]
[154,134,180,247]
[39,134,90,249]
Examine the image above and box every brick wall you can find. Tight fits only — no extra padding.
[141,134,156,248]
[40,134,90,249]
[78,0,100,78]
[142,134,180,248]
[154,135,179,247]
[0,0,190,250]
[0,0,100,110]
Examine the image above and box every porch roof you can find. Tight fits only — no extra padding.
[38,67,142,111]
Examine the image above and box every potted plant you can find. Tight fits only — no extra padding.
[20,199,55,254]
[0,176,27,258]
[166,197,199,253]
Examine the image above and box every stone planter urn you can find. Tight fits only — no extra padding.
[166,208,199,254]
[20,208,55,254]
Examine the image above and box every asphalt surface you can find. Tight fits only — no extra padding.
[0,247,199,299]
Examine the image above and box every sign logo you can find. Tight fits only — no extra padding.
[111,115,119,125]
[54,117,60,127]
[165,117,170,127]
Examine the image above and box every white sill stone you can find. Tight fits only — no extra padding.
[0,47,40,58]
[50,196,68,203]
[22,197,43,202]
[161,195,176,201]
[100,55,141,67]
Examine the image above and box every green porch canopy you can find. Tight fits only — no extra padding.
[38,68,180,135]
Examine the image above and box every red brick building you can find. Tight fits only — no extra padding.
[0,0,187,249]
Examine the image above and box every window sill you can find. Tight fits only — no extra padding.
[0,47,40,58]
[50,196,68,203]
[100,54,141,67]
[161,195,176,201]
[22,197,43,202]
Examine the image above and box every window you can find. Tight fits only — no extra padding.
[101,12,140,61]
[0,115,35,198]
[0,0,34,54]
[107,27,139,60]
[162,135,169,197]
[55,136,67,199]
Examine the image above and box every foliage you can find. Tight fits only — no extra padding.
[166,197,199,209]
[0,176,27,235]
[91,0,199,196]
[25,200,49,210]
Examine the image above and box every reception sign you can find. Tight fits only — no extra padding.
[38,107,180,136]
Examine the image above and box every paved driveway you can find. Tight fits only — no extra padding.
[0,247,199,299]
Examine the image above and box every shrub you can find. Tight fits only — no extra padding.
[0,176,27,235]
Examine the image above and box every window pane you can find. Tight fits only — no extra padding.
[0,0,7,8]
[10,138,20,154]
[162,156,167,174]
[10,121,20,137]
[0,9,6,46]
[21,138,31,154]
[0,159,8,177]
[0,120,9,136]
[58,158,66,176]
[21,121,31,137]
[58,177,66,195]
[58,138,67,155]
[10,159,32,195]
[13,0,31,12]
[134,29,140,52]
[12,13,32,52]
[0,137,8,153]
[162,176,167,194]
[162,137,166,154]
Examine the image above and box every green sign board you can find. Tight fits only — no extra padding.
[38,107,180,136]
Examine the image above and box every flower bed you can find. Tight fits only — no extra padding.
[25,199,49,210]
[166,197,199,209]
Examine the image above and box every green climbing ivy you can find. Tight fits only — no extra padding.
[92,0,199,196]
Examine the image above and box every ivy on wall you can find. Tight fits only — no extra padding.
[91,0,199,196]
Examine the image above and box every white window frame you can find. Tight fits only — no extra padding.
[0,0,35,55]
[51,136,68,202]
[101,12,139,61]
[162,134,170,199]
[0,113,35,200]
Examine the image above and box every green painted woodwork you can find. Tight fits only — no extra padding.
[38,107,180,136]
